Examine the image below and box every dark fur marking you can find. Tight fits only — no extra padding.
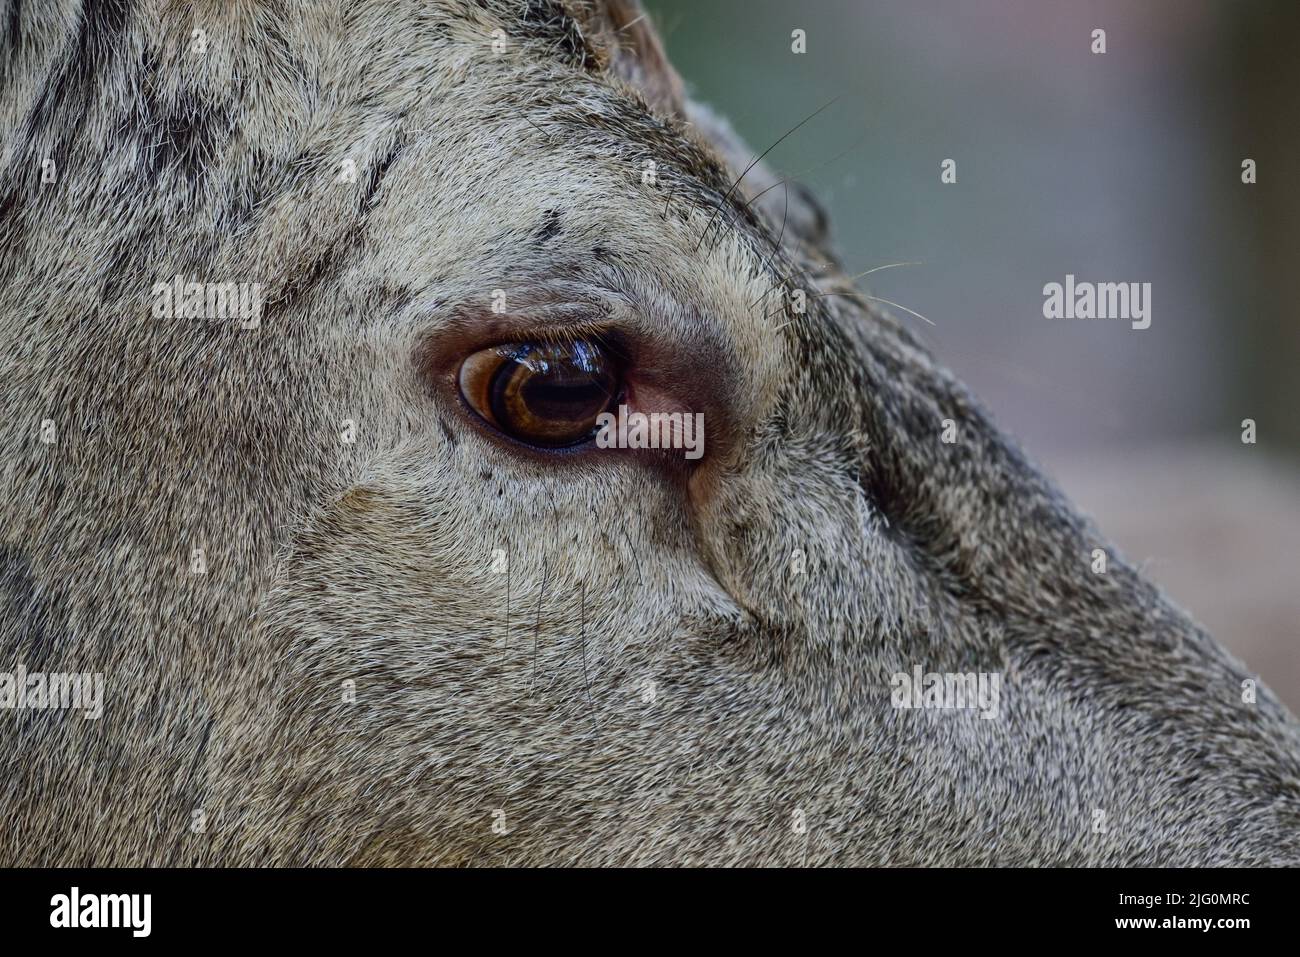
[259,140,406,325]
[373,284,417,315]
[20,0,131,165]
[534,209,562,244]
[5,0,20,49]
[858,453,913,550]
[29,0,131,122]
[261,243,345,325]
[215,147,282,237]
[0,0,132,242]
[0,546,67,672]
[362,140,406,211]
[136,85,236,182]
[98,239,133,303]
[517,0,600,71]
[0,187,29,264]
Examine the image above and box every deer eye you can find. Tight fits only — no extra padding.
[457,340,621,448]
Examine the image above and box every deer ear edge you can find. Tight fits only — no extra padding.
[577,0,686,119]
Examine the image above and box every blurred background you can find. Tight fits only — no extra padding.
[648,0,1300,707]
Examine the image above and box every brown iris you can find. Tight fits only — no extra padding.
[457,340,620,447]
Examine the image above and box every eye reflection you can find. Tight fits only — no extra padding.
[457,340,620,448]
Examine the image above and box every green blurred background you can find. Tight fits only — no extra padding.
[647,0,1300,705]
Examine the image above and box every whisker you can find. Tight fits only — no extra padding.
[694,96,840,252]
[842,260,924,282]
[657,10,685,41]
[530,558,549,695]
[762,259,922,318]
[748,237,809,309]
[579,582,597,732]
[523,116,558,143]
[622,527,644,587]
[815,291,936,326]
[499,548,510,697]
[617,12,647,33]
[738,134,869,212]
[747,180,791,281]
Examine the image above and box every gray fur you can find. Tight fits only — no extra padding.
[1,0,1297,866]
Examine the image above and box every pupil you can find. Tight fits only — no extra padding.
[520,379,610,421]
[488,341,617,445]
